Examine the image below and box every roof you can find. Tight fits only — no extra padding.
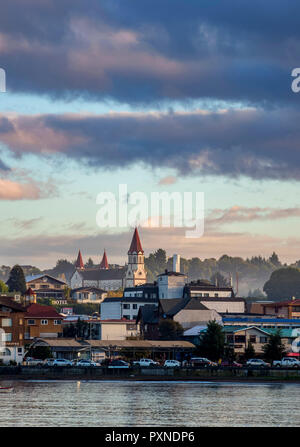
[223,316,300,324]
[31,338,85,348]
[25,274,67,285]
[137,304,159,324]
[75,250,84,269]
[223,325,299,338]
[187,284,233,292]
[263,299,300,307]
[160,297,209,317]
[71,287,107,294]
[86,340,195,349]
[0,297,26,312]
[184,325,208,336]
[76,268,126,281]
[199,297,245,302]
[157,271,185,277]
[99,250,109,269]
[25,303,63,319]
[128,227,144,254]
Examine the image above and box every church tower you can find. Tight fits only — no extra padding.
[99,250,109,269]
[75,250,84,269]
[125,227,147,288]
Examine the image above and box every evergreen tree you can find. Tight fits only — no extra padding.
[6,265,26,295]
[197,321,225,361]
[262,330,286,362]
[158,319,183,340]
[244,341,255,360]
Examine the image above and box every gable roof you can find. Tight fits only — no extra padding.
[26,274,67,285]
[263,299,300,307]
[77,267,126,281]
[25,303,63,319]
[0,297,26,312]
[128,227,144,254]
[160,297,209,317]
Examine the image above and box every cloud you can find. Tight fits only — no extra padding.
[0,178,56,200]
[158,176,177,185]
[1,108,300,180]
[1,225,300,269]
[0,1,299,105]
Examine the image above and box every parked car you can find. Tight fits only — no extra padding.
[164,360,181,368]
[132,358,159,367]
[43,358,55,367]
[108,360,130,369]
[24,357,44,366]
[188,357,217,367]
[220,360,243,368]
[246,359,270,368]
[53,358,73,367]
[76,359,98,367]
[273,357,300,368]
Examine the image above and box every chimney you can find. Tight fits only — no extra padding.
[173,254,180,273]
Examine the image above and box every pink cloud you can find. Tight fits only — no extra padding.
[0,178,51,200]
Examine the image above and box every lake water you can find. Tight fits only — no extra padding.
[0,380,299,426]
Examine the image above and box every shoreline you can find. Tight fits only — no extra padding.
[1,374,300,384]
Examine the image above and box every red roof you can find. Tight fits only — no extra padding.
[25,303,62,319]
[99,250,109,269]
[75,250,84,269]
[128,227,144,254]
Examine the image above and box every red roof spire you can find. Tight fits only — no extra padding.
[99,250,109,269]
[128,227,144,254]
[75,250,84,269]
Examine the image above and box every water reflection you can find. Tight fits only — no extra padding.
[0,380,299,427]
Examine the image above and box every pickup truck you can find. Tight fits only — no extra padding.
[132,358,159,367]
[273,357,300,368]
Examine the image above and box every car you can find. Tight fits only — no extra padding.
[132,358,159,367]
[76,359,98,367]
[164,360,181,368]
[246,359,270,368]
[43,358,55,367]
[52,358,73,367]
[220,360,243,368]
[108,360,130,369]
[273,358,300,368]
[24,357,44,366]
[188,357,217,367]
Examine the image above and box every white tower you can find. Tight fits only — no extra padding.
[125,227,147,288]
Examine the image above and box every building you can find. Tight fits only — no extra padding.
[158,271,187,299]
[24,303,63,341]
[101,294,158,321]
[70,227,147,291]
[262,299,300,319]
[183,281,234,299]
[0,297,25,364]
[25,274,67,300]
[71,287,107,304]
[99,319,139,340]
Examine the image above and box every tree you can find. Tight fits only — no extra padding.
[85,258,94,268]
[269,252,281,268]
[263,267,300,300]
[26,346,53,360]
[197,321,225,361]
[262,330,286,362]
[210,272,230,287]
[244,341,255,360]
[6,265,26,295]
[158,319,183,340]
[0,280,9,293]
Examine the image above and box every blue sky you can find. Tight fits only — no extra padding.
[0,0,300,268]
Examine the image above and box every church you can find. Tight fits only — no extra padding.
[70,227,147,291]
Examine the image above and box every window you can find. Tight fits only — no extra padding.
[19,333,23,340]
[133,304,137,309]
[292,306,300,312]
[4,333,12,342]
[204,293,209,297]
[249,335,256,343]
[54,320,61,325]
[19,319,23,325]
[123,304,130,309]
[234,335,246,343]
[260,337,268,343]
[214,293,219,297]
[123,315,130,320]
[1,318,12,327]
[17,348,23,354]
[27,319,35,325]
[0,348,11,357]
[41,320,48,325]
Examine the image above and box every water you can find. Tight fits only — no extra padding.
[0,380,299,426]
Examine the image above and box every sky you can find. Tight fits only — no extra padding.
[0,0,300,268]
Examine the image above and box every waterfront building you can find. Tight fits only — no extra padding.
[71,287,107,304]
[262,298,300,319]
[0,297,25,364]
[24,303,63,340]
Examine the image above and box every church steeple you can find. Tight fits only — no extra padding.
[75,250,84,269]
[128,227,144,254]
[99,249,109,269]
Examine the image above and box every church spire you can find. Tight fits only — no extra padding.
[75,250,84,269]
[128,227,144,254]
[99,249,109,269]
